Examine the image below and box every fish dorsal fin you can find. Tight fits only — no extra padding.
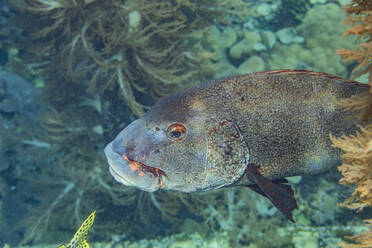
[255,69,369,88]
[245,164,297,223]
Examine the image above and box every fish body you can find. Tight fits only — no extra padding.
[105,70,367,195]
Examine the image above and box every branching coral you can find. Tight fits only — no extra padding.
[10,0,245,116]
[3,1,249,244]
[331,125,372,210]
[331,0,372,211]
[336,0,372,81]
[0,102,139,244]
[330,0,372,247]
[17,151,139,244]
[4,1,250,244]
[341,219,372,248]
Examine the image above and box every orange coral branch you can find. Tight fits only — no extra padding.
[332,1,372,246]
[331,125,372,211]
[340,219,372,248]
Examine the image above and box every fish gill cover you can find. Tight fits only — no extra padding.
[0,0,370,247]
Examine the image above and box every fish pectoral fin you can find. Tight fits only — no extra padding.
[245,163,297,223]
[248,178,290,197]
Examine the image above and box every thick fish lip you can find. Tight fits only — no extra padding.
[104,141,162,192]
[118,153,167,180]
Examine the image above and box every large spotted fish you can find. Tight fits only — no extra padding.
[104,70,368,222]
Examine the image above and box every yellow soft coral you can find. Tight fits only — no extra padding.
[340,219,372,248]
[331,0,372,247]
[332,0,372,211]
[336,1,372,81]
[330,126,372,210]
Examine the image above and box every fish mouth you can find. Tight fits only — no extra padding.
[117,153,167,187]
[104,141,166,192]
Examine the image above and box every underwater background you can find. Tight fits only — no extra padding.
[0,0,371,247]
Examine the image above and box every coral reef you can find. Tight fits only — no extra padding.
[1,0,248,245]
[0,0,19,67]
[277,3,356,77]
[269,0,311,29]
[329,0,372,247]
[341,219,372,248]
[336,0,372,81]
[340,219,372,248]
[1,0,370,246]
[331,0,372,212]
[10,0,245,116]
[200,2,357,79]
[331,126,372,210]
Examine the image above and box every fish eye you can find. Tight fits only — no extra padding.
[167,123,187,142]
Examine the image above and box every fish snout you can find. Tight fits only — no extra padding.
[113,138,160,165]
[104,141,161,192]
[104,119,167,192]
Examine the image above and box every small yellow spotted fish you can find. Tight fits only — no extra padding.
[57,210,96,248]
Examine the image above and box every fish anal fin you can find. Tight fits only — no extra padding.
[245,163,297,223]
